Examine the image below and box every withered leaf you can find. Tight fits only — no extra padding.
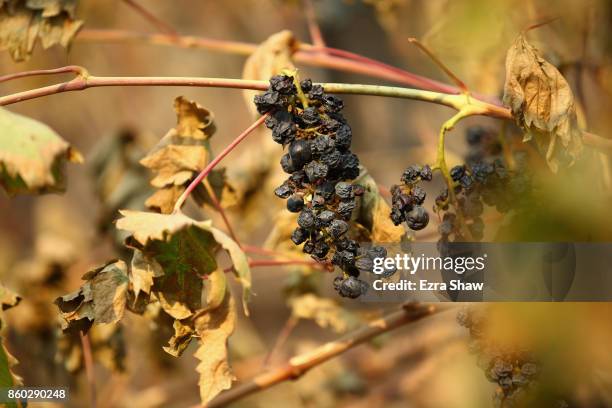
[163,319,195,357]
[0,107,82,195]
[194,290,236,404]
[55,260,128,333]
[208,226,250,316]
[117,211,216,318]
[503,34,583,172]
[0,0,83,61]
[0,284,22,399]
[173,96,216,140]
[205,268,227,311]
[140,144,208,188]
[116,210,251,315]
[145,184,184,214]
[130,249,164,301]
[141,97,217,213]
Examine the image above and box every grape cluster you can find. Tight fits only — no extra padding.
[457,308,540,407]
[255,75,383,298]
[389,164,432,231]
[435,127,532,251]
[464,125,503,166]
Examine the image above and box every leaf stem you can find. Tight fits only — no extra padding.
[173,114,268,212]
[407,37,469,94]
[202,178,241,248]
[205,303,451,408]
[80,333,97,408]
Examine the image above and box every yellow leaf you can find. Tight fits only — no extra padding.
[173,96,216,140]
[194,291,236,404]
[130,249,164,300]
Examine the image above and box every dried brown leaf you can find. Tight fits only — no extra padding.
[141,97,216,213]
[173,96,216,140]
[144,185,184,215]
[503,34,583,172]
[163,319,195,357]
[55,260,128,333]
[140,144,208,188]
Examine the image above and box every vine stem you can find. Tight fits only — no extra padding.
[204,303,451,408]
[201,178,241,248]
[221,259,325,274]
[80,333,97,408]
[0,72,507,116]
[173,114,268,212]
[0,65,88,83]
[262,314,299,367]
[0,70,609,150]
[433,107,479,240]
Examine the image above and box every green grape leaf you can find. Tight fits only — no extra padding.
[116,210,251,316]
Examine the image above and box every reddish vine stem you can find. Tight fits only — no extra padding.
[201,179,242,248]
[248,259,322,269]
[303,0,326,48]
[0,76,268,106]
[173,114,268,212]
[122,0,179,36]
[221,258,324,274]
[262,315,299,368]
[80,333,97,408]
[75,29,476,99]
[205,303,449,408]
[0,65,87,83]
